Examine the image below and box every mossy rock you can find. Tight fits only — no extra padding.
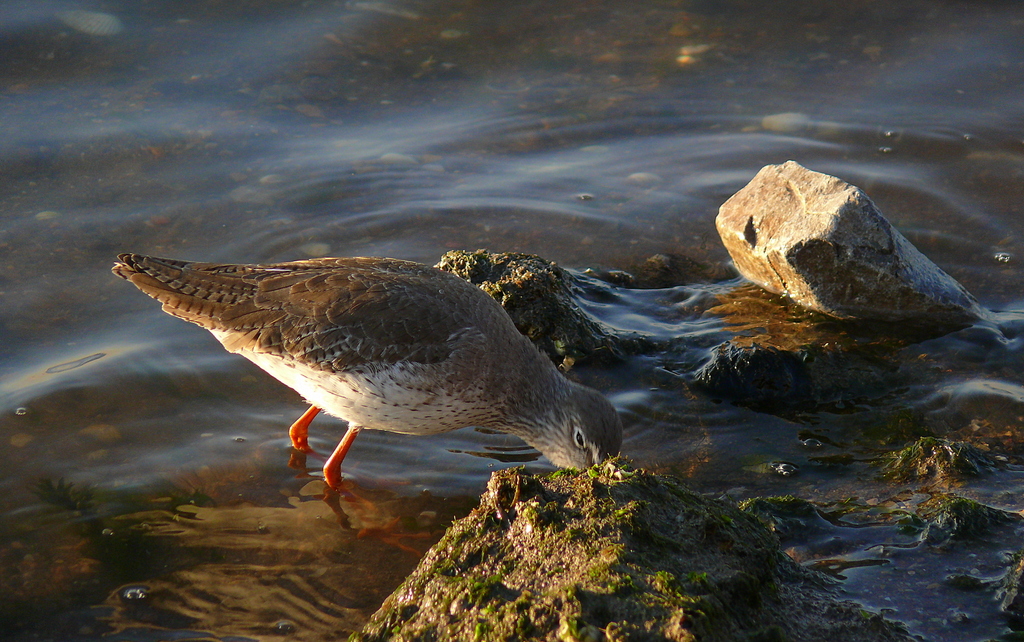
[354,461,913,642]
[1001,550,1024,624]
[738,496,830,539]
[436,250,652,365]
[880,436,995,484]
[587,253,729,289]
[918,493,1017,541]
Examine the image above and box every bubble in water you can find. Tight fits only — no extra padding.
[120,585,150,601]
[801,438,823,448]
[576,193,595,201]
[275,620,297,634]
[15,407,29,416]
[768,462,798,477]
[234,436,246,442]
[994,252,1012,264]
[101,528,115,536]
[877,146,894,154]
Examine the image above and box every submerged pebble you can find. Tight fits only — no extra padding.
[79,424,121,442]
[57,10,123,36]
[10,433,33,448]
[379,152,417,165]
[625,172,663,185]
[761,112,811,133]
[300,242,331,257]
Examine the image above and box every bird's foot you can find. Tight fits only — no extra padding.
[288,405,321,452]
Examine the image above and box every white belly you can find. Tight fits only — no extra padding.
[232,348,492,435]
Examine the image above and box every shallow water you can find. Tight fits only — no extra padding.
[3,0,1024,639]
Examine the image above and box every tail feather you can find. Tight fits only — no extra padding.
[112,253,260,330]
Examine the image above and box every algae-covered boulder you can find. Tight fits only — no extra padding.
[436,250,651,365]
[1001,550,1024,625]
[880,436,995,485]
[354,462,912,641]
[918,493,1017,541]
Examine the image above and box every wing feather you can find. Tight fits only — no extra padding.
[112,254,493,371]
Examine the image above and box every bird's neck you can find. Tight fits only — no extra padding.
[492,340,573,438]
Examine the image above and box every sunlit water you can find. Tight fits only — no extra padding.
[3,1,1024,640]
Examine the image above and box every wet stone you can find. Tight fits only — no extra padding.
[609,253,728,289]
[880,436,996,485]
[436,250,652,364]
[716,161,986,326]
[739,496,832,540]
[761,112,811,133]
[354,462,914,642]
[918,493,1017,541]
[693,343,812,404]
[1001,551,1024,625]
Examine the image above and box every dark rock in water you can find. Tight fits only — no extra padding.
[917,493,1016,542]
[354,462,914,642]
[693,343,812,403]
[700,286,907,408]
[592,253,729,289]
[436,250,652,365]
[716,161,986,326]
[880,436,995,484]
[1001,551,1024,625]
[693,334,899,408]
[739,495,832,540]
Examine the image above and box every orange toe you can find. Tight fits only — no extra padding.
[288,405,321,452]
[323,425,362,490]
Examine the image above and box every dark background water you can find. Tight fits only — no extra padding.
[2,1,1024,640]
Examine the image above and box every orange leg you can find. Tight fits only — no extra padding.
[288,405,321,452]
[323,425,362,490]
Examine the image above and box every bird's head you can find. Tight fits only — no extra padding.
[536,383,622,469]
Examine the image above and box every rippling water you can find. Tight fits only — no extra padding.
[3,1,1024,640]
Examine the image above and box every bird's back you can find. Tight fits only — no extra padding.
[112,254,514,372]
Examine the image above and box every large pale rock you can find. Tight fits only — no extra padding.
[716,161,985,325]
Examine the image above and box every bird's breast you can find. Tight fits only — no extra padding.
[231,346,501,435]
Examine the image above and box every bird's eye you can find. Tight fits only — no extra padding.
[573,426,586,449]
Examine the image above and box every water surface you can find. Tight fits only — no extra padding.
[3,1,1024,640]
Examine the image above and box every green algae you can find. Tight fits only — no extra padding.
[918,493,1017,540]
[354,460,913,641]
[739,496,824,538]
[436,249,653,364]
[880,436,995,484]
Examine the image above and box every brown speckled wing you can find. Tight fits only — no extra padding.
[112,254,487,371]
